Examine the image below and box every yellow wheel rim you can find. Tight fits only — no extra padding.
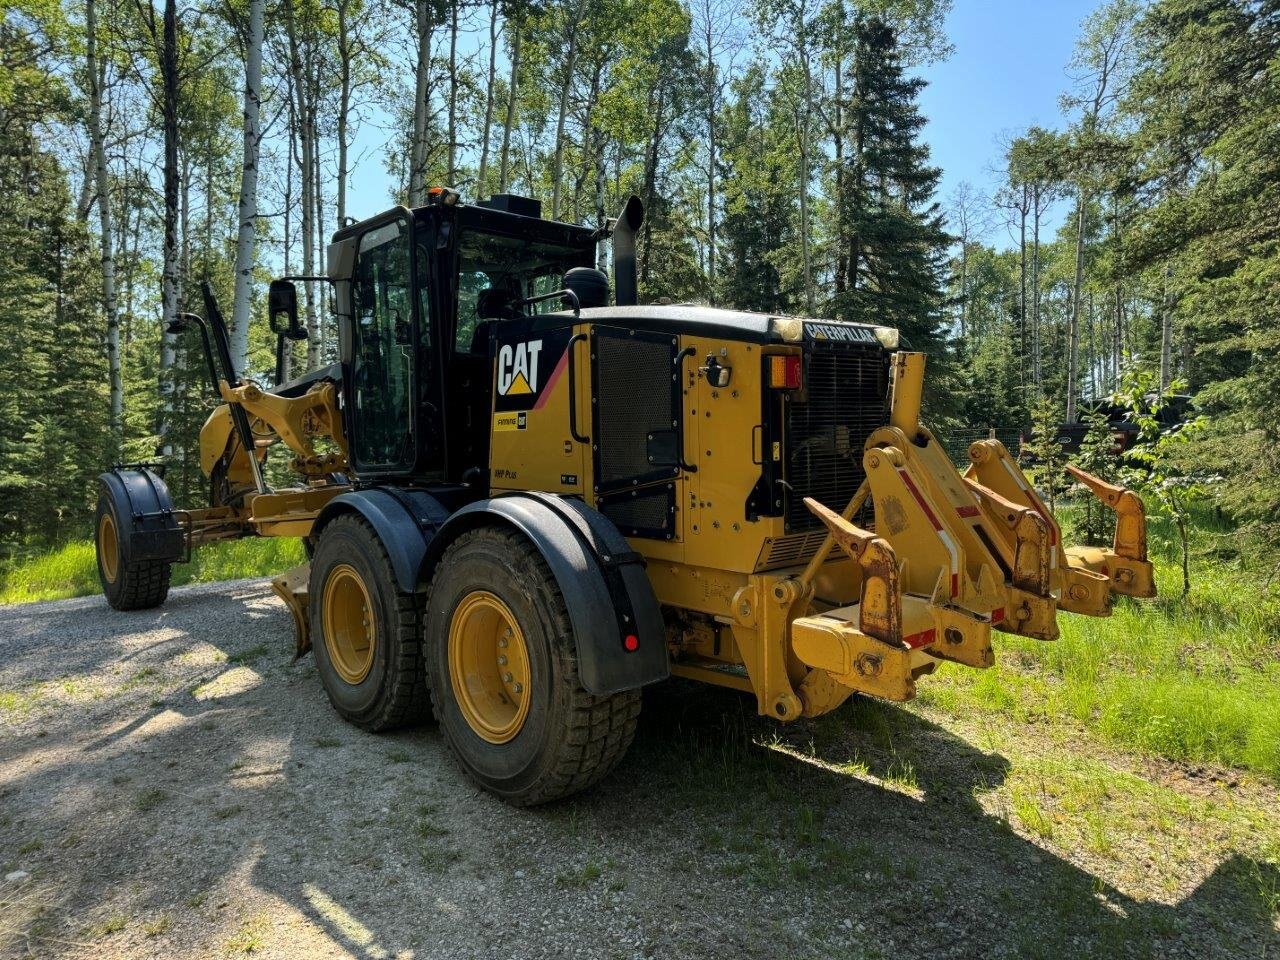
[447,590,531,744]
[321,564,377,685]
[98,511,119,584]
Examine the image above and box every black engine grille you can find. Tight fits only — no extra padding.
[783,341,889,532]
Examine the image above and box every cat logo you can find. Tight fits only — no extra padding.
[497,339,544,396]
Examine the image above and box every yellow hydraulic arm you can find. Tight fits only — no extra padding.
[788,350,1156,709]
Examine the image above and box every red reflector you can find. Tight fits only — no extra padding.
[769,355,803,389]
[956,505,979,518]
[903,628,935,649]
[623,634,639,652]
[990,607,1005,624]
[783,355,802,389]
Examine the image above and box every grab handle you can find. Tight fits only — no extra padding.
[568,332,590,444]
[674,346,698,473]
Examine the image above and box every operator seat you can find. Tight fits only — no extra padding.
[470,287,519,355]
[446,287,517,488]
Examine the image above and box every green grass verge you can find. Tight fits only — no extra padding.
[919,511,1280,782]
[0,537,305,605]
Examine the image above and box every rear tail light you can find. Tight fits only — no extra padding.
[769,355,803,390]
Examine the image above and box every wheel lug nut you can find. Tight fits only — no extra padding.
[498,638,507,648]
[513,682,523,693]
[503,672,513,683]
[497,655,507,665]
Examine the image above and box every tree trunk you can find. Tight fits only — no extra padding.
[477,0,499,192]
[159,0,180,453]
[409,0,434,206]
[639,82,666,291]
[1160,265,1173,390]
[595,133,607,271]
[282,98,296,382]
[284,0,317,368]
[1066,187,1086,423]
[1031,184,1042,393]
[336,0,351,224]
[231,0,265,375]
[86,0,121,448]
[798,114,813,313]
[1018,187,1027,388]
[703,14,719,303]
[584,59,606,268]
[446,0,459,185]
[311,96,324,366]
[550,5,582,222]
[499,17,522,192]
[832,52,845,300]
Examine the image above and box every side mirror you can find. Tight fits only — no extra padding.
[268,279,306,340]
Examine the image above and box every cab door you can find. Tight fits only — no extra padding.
[349,213,417,474]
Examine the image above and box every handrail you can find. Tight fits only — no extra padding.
[674,346,698,473]
[567,332,590,444]
[518,288,581,318]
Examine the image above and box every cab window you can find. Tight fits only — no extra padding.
[351,220,414,469]
[453,232,587,355]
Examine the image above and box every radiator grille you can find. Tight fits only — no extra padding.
[784,341,889,532]
[593,329,677,488]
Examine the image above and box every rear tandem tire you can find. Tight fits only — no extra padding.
[95,496,171,611]
[424,526,641,806]
[309,514,431,732]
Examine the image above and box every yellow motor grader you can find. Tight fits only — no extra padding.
[94,191,1155,805]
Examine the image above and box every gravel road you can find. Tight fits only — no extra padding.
[1,580,1277,959]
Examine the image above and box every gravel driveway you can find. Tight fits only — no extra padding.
[1,580,1277,959]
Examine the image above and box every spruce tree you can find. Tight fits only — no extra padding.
[833,16,951,358]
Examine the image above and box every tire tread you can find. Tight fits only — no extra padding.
[428,526,640,806]
[314,514,431,732]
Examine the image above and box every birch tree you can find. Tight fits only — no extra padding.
[1061,0,1137,422]
[230,0,266,373]
[85,0,122,446]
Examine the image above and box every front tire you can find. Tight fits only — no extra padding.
[95,496,171,611]
[309,514,431,731]
[424,526,640,806]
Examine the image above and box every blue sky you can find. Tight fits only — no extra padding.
[919,0,1096,243]
[344,0,1097,244]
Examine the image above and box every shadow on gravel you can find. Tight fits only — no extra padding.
[1,589,1277,960]
[567,681,1280,959]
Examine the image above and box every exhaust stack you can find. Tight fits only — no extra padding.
[612,196,644,306]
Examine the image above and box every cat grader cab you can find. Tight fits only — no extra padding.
[94,191,1156,805]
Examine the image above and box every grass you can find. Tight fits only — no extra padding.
[87,913,128,938]
[224,912,270,953]
[135,788,168,812]
[918,508,1280,782]
[0,536,305,605]
[556,861,603,887]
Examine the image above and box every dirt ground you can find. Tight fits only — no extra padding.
[1,579,1277,959]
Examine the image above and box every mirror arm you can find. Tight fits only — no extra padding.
[273,331,288,387]
[167,312,221,399]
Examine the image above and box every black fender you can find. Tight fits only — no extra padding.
[312,488,452,594]
[96,467,185,563]
[425,492,668,696]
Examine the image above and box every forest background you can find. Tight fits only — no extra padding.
[1,0,1277,566]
